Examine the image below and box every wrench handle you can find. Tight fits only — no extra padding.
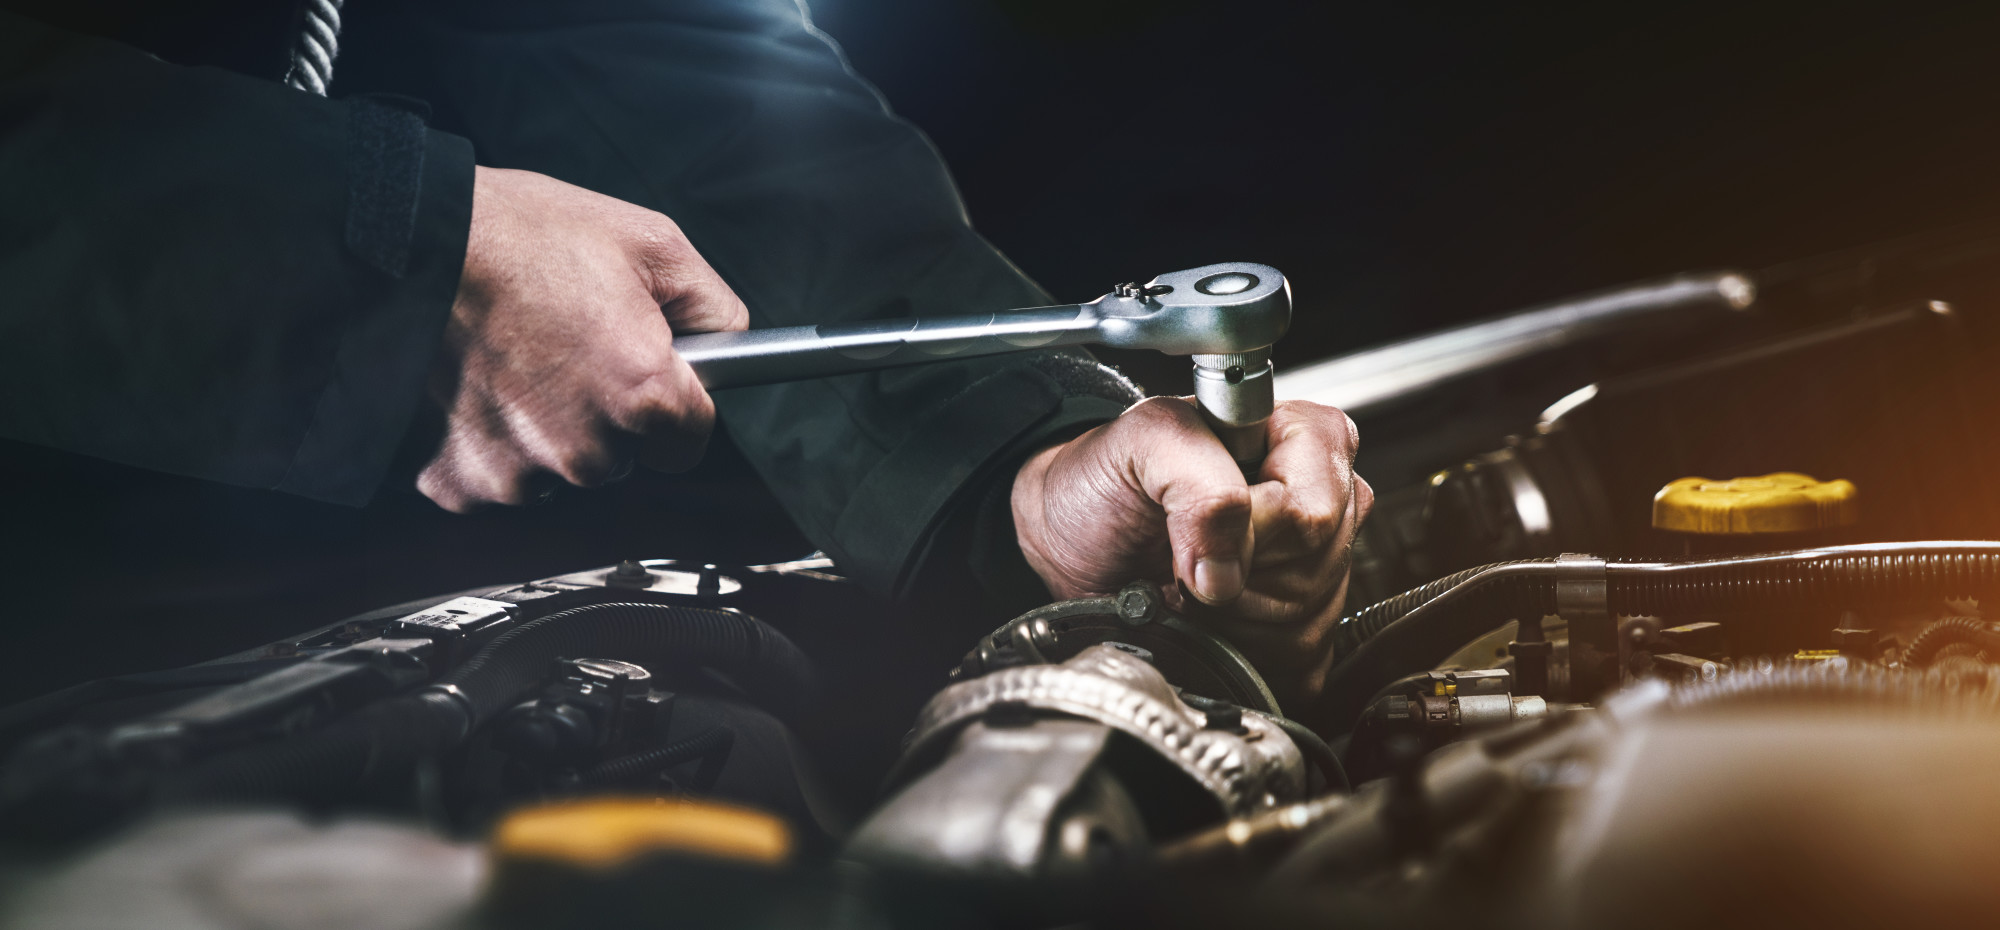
[677,305,1099,390]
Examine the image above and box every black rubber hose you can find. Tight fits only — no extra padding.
[1180,692,1349,795]
[1265,713,1350,795]
[1317,543,2000,734]
[160,602,809,803]
[580,726,734,787]
[1900,617,2000,668]
[1331,559,1555,657]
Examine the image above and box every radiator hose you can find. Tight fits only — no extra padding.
[1318,542,2000,731]
[159,602,811,803]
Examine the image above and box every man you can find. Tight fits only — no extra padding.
[0,0,1367,713]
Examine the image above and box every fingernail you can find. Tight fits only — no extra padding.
[1194,558,1246,603]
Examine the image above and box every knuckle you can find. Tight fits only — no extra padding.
[1299,506,1340,549]
[1283,399,1358,450]
[1193,484,1254,522]
[626,209,688,254]
[548,445,612,487]
[1126,396,1199,431]
[486,475,531,507]
[455,450,527,508]
[621,372,714,433]
[417,472,468,513]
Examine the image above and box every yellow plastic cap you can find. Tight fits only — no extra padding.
[491,797,792,871]
[1652,472,1858,535]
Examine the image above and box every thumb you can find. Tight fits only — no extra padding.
[1124,399,1256,604]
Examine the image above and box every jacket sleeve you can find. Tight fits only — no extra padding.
[0,10,473,505]
[357,0,1143,600]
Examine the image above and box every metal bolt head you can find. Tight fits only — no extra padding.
[1116,582,1161,625]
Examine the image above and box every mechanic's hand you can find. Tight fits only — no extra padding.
[418,167,749,511]
[1011,397,1372,710]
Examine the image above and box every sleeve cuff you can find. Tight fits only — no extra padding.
[828,352,1142,600]
[271,110,474,505]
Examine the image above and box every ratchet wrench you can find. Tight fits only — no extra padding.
[675,262,1291,466]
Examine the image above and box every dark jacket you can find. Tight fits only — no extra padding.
[0,0,1139,697]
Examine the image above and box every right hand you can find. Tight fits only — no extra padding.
[418,167,748,512]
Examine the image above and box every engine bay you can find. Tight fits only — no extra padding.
[6,225,2000,930]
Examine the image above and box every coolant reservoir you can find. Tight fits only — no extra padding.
[1652,472,1859,535]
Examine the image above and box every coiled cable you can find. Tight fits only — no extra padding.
[1662,661,2000,713]
[283,0,345,95]
[1897,616,2000,668]
[579,726,735,788]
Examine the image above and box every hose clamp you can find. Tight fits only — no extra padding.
[1553,553,1608,622]
[1554,553,1613,701]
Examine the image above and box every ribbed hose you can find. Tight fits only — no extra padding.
[1331,559,1554,656]
[1606,546,2000,617]
[1901,617,2000,668]
[160,603,809,803]
[1318,543,2000,732]
[1662,662,2000,713]
[580,727,734,787]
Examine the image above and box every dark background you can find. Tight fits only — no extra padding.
[810,0,2000,392]
[11,0,2000,701]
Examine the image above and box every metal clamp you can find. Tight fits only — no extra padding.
[1553,553,1614,701]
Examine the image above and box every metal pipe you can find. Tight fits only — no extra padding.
[1274,270,1754,416]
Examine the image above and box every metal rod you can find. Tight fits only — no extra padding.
[1274,271,1754,417]
[676,305,1100,390]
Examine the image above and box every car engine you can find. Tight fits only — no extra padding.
[5,225,2000,930]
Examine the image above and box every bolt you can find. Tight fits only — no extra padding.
[1116,582,1161,625]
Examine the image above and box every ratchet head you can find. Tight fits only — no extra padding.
[1088,262,1291,355]
[1085,262,1289,470]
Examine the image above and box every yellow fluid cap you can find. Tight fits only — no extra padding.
[491,797,792,871]
[1652,472,1858,535]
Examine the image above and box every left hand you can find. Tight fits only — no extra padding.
[1010,397,1373,710]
